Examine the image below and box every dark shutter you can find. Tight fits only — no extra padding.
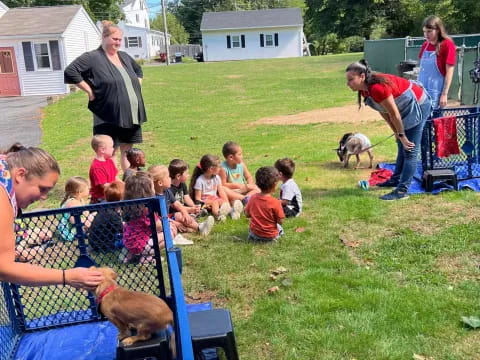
[241,34,245,48]
[226,35,231,48]
[124,37,129,48]
[138,37,142,48]
[22,42,34,71]
[49,40,61,70]
[260,34,264,47]
[274,33,279,47]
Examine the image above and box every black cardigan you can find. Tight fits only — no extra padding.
[64,47,147,128]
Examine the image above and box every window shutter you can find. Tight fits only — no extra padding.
[49,40,61,70]
[226,35,231,48]
[22,42,34,71]
[138,37,142,48]
[260,34,264,47]
[241,35,245,48]
[274,33,279,47]
[124,37,129,48]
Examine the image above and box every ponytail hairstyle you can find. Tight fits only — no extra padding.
[3,143,60,180]
[61,176,89,206]
[422,15,452,55]
[125,148,145,168]
[189,154,220,199]
[346,59,392,109]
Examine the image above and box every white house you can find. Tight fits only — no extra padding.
[118,0,170,59]
[0,3,100,96]
[200,8,304,62]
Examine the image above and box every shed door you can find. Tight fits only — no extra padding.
[0,47,21,96]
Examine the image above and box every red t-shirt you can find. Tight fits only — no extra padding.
[361,73,423,104]
[418,38,456,76]
[245,193,285,238]
[89,158,118,201]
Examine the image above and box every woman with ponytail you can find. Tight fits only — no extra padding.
[345,60,432,200]
[0,144,102,289]
[418,16,456,109]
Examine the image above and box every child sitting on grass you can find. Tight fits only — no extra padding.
[245,166,285,242]
[122,172,173,263]
[274,158,303,218]
[219,141,259,206]
[190,154,238,222]
[87,181,124,252]
[148,165,214,245]
[122,148,146,181]
[58,176,92,242]
[15,219,53,262]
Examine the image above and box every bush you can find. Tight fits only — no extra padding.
[343,36,364,52]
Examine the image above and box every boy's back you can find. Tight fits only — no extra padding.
[245,193,284,238]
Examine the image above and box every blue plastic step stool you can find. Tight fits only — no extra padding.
[116,329,170,360]
[188,309,239,360]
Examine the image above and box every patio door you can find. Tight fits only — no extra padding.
[0,47,21,96]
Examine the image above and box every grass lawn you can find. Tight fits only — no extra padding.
[40,53,480,359]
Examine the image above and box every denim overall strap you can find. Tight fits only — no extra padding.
[418,48,444,109]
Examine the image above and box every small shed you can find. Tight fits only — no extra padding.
[0,3,100,96]
[200,8,304,62]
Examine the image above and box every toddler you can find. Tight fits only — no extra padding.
[189,154,233,221]
[89,135,119,203]
[219,141,259,207]
[87,181,125,252]
[58,176,91,242]
[149,165,214,244]
[15,219,53,262]
[274,158,302,217]
[122,148,146,181]
[245,166,285,242]
[122,172,173,263]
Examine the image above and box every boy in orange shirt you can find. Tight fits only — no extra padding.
[245,166,285,242]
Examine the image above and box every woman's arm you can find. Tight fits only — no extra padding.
[439,64,454,108]
[0,192,102,289]
[75,81,95,101]
[380,95,415,151]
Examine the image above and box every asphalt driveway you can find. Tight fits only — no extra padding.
[0,96,47,150]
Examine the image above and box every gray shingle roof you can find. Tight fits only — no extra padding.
[200,8,303,31]
[0,5,81,36]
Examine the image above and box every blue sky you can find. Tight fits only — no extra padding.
[146,0,163,18]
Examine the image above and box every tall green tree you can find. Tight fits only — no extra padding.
[151,12,189,44]
[3,0,124,23]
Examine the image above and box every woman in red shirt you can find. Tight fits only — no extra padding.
[346,59,432,200]
[418,15,456,108]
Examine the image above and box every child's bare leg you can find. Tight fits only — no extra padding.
[173,214,198,233]
[223,187,245,203]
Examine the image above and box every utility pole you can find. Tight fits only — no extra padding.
[162,0,170,65]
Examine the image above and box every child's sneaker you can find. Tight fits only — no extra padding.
[219,202,231,218]
[242,196,250,205]
[230,200,243,220]
[216,214,227,222]
[173,234,194,245]
[198,216,214,236]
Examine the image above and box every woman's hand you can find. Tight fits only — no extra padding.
[87,91,95,101]
[65,267,103,291]
[399,135,415,151]
[439,93,448,108]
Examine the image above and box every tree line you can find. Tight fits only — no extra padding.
[4,0,479,54]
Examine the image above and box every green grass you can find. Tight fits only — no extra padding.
[39,53,480,359]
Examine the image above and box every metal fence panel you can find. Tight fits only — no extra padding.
[364,38,406,74]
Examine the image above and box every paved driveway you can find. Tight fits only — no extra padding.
[0,96,47,150]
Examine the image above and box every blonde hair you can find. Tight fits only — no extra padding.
[4,144,60,180]
[62,176,89,206]
[91,135,112,151]
[147,165,169,183]
[101,20,122,39]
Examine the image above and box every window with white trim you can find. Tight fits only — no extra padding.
[231,35,241,48]
[127,37,142,48]
[265,34,274,47]
[33,42,51,69]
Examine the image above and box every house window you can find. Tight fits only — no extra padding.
[231,35,240,48]
[34,43,51,69]
[265,34,274,47]
[127,37,142,48]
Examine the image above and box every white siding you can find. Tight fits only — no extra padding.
[123,0,150,29]
[119,24,149,59]
[202,26,303,62]
[0,39,66,95]
[63,7,101,66]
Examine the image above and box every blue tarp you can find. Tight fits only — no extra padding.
[378,163,480,194]
[14,303,214,360]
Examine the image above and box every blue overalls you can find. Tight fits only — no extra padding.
[365,82,432,192]
[418,47,444,109]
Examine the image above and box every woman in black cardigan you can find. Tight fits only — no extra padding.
[64,21,147,172]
